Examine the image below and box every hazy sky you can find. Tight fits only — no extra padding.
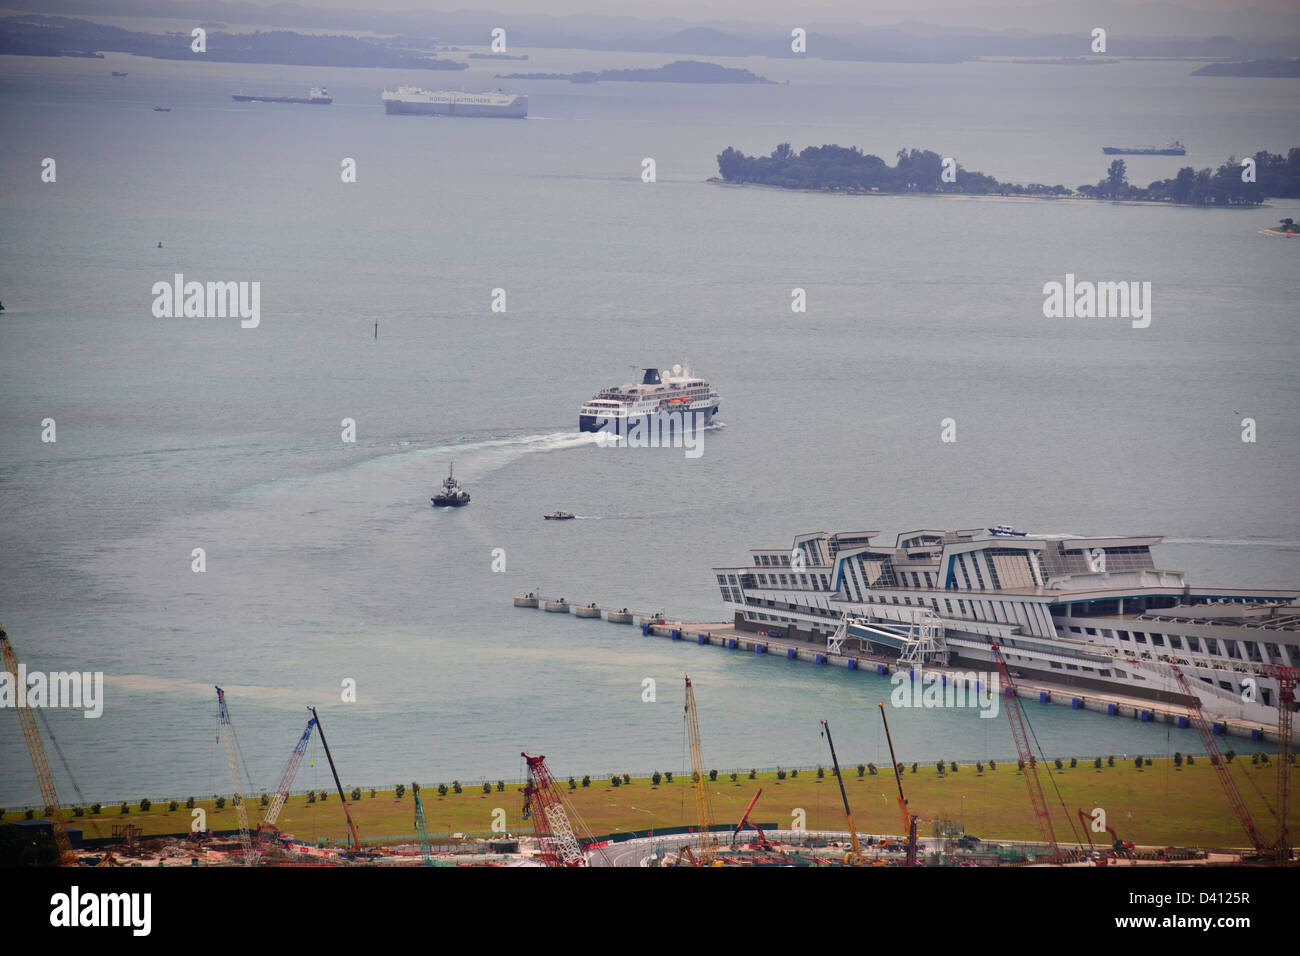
[220,0,1300,22]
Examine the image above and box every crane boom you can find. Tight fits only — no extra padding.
[819,720,862,865]
[731,788,769,848]
[1272,666,1295,863]
[683,674,717,864]
[1166,662,1269,854]
[877,703,919,866]
[1,626,76,865]
[214,686,253,860]
[413,788,433,865]
[990,644,1064,864]
[520,752,610,866]
[257,715,317,845]
[309,706,361,853]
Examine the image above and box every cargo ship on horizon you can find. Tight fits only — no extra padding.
[232,86,332,105]
[1102,141,1186,155]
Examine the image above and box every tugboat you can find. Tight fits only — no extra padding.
[431,463,470,507]
[544,511,575,520]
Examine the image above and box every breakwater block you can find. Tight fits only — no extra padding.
[815,653,825,664]
[698,633,708,645]
[727,638,736,649]
[786,647,796,660]
[1107,703,1117,716]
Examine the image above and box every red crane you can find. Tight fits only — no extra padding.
[1270,665,1296,862]
[1167,661,1272,856]
[520,753,611,867]
[730,788,771,850]
[990,643,1065,864]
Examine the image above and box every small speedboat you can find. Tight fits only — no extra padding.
[989,524,1026,537]
[544,511,575,520]
[153,106,171,112]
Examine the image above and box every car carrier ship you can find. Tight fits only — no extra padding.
[381,86,527,117]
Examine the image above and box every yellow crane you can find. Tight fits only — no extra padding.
[1,625,77,865]
[819,719,863,865]
[683,674,718,865]
[878,702,919,866]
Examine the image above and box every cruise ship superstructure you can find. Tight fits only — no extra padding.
[713,528,1299,726]
[579,363,720,433]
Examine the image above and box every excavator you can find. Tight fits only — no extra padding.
[1076,809,1135,863]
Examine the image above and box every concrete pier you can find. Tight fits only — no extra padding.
[513,596,1286,745]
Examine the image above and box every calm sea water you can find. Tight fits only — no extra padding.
[1,46,1297,806]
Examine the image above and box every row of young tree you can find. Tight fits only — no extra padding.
[717,144,1300,204]
[6,749,1292,821]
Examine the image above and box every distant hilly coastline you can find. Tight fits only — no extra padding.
[496,60,773,84]
[0,14,469,70]
[1192,58,1300,77]
[5,0,1300,65]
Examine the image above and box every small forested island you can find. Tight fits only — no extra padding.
[1192,58,1300,77]
[496,59,772,84]
[715,143,1300,205]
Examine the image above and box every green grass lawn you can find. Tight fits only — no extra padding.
[25,757,1295,851]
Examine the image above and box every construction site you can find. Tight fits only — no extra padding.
[2,624,1295,868]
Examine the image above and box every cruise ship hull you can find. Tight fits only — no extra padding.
[580,407,718,433]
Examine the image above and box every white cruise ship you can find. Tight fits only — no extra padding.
[381,87,527,117]
[713,528,1299,727]
[579,363,720,434]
